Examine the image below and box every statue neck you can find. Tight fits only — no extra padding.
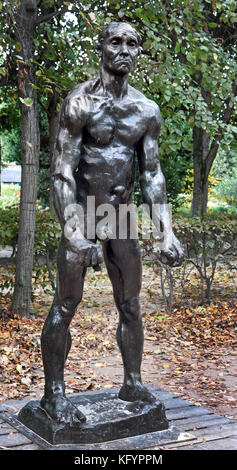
[100,65,128,99]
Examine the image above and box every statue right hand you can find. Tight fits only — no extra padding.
[65,237,103,268]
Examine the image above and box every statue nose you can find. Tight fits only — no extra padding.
[120,44,129,55]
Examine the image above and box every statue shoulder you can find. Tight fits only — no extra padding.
[149,100,162,130]
[61,78,99,129]
[128,85,161,128]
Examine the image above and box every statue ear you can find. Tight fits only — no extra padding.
[95,43,102,57]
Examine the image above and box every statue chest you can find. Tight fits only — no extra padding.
[85,98,147,146]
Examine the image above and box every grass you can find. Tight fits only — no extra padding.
[176,194,236,216]
[0,183,21,209]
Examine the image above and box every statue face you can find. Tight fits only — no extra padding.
[101,24,140,76]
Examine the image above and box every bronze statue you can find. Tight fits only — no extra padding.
[40,22,184,426]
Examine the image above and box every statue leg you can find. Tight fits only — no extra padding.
[102,238,156,403]
[40,237,87,424]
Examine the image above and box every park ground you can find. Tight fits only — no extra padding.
[0,262,236,421]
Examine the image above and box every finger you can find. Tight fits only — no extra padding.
[169,242,185,266]
[96,246,103,264]
[157,252,172,265]
[170,244,181,266]
[175,246,185,266]
[162,249,176,263]
[84,247,93,266]
[179,251,185,264]
[91,249,98,267]
[171,258,182,267]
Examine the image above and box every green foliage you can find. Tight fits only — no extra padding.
[0,92,21,163]
[34,208,61,257]
[38,165,50,207]
[0,206,19,246]
[160,150,193,209]
[119,0,236,141]
[37,107,51,206]
[0,184,20,208]
[98,0,237,212]
[213,148,237,207]
[0,206,61,295]
[173,213,236,256]
[30,1,101,109]
[0,128,21,163]
[0,206,60,258]
[216,169,237,207]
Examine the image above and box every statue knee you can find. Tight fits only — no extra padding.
[60,296,81,325]
[119,296,141,324]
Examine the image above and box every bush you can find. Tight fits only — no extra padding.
[215,168,237,207]
[0,207,61,295]
[0,206,60,254]
[174,214,236,302]
[141,213,237,309]
[0,206,19,246]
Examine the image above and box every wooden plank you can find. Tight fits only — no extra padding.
[0,398,29,411]
[169,414,232,431]
[6,443,41,450]
[0,432,32,448]
[169,437,237,450]
[163,423,237,450]
[151,390,176,401]
[166,405,212,421]
[0,421,18,436]
[194,422,237,439]
[163,397,195,409]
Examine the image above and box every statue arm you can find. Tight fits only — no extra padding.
[137,103,184,266]
[137,103,170,230]
[51,95,103,265]
[51,97,84,229]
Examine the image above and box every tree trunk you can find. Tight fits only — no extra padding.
[191,126,211,217]
[11,0,40,316]
[191,85,236,217]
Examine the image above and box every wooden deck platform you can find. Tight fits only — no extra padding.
[0,388,236,451]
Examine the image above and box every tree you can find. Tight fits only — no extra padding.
[0,1,83,315]
[0,0,103,316]
[32,5,100,207]
[2,0,40,316]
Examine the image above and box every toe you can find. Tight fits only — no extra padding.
[76,407,86,423]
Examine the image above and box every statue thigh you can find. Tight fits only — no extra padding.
[102,238,142,322]
[54,237,142,324]
[55,237,87,323]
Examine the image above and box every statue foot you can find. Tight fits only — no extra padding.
[118,382,157,404]
[40,394,86,426]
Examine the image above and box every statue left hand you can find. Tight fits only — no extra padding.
[157,232,184,267]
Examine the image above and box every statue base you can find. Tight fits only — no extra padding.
[17,388,168,445]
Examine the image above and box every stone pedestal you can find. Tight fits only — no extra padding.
[18,388,168,445]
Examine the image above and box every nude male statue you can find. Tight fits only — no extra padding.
[40,22,184,425]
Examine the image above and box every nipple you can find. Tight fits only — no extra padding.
[112,185,126,196]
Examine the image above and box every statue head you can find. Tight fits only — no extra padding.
[96,22,141,76]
